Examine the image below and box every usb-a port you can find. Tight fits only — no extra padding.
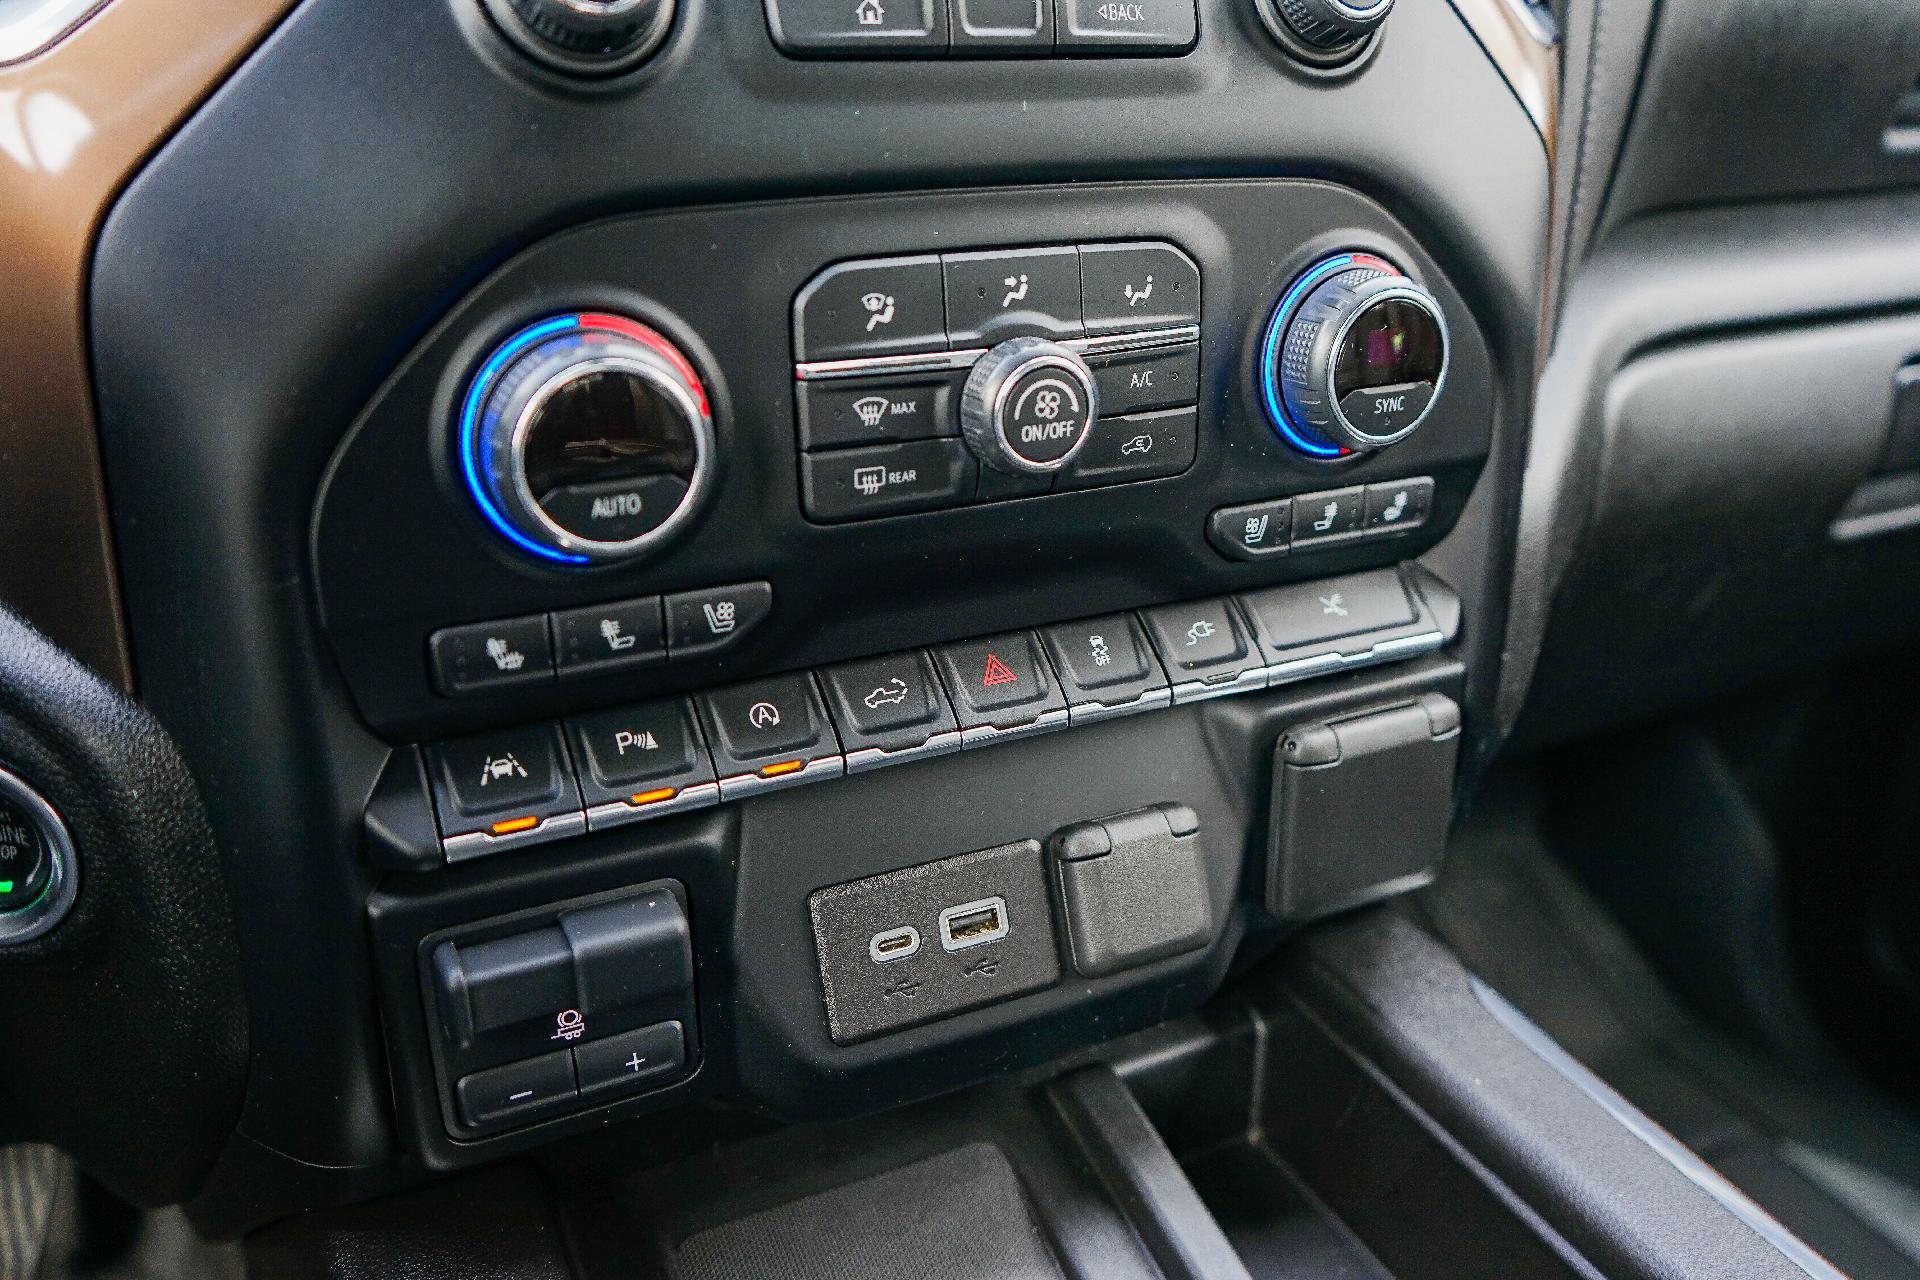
[938,896,1009,952]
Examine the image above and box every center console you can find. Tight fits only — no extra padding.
[80,0,1548,1231]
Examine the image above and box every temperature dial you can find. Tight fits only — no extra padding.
[1259,253,1449,458]
[960,338,1099,475]
[456,313,714,566]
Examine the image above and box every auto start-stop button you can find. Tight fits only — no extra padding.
[0,793,50,912]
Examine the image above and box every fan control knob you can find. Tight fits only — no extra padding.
[959,338,1100,476]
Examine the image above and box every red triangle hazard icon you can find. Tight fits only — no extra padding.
[981,653,1019,688]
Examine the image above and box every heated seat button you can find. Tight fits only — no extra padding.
[425,723,583,856]
[566,698,716,814]
[1056,0,1196,51]
[553,597,665,677]
[1058,406,1196,489]
[665,581,772,661]
[429,614,554,695]
[1362,477,1433,534]
[802,440,977,521]
[1207,499,1294,561]
[943,247,1084,346]
[932,631,1069,741]
[1291,486,1365,544]
[1079,242,1200,335]
[1239,569,1416,651]
[575,1021,688,1099]
[1140,598,1265,702]
[1090,343,1199,414]
[798,373,963,450]
[455,1051,577,1130]
[697,673,844,797]
[819,650,961,767]
[794,255,948,361]
[1041,614,1170,722]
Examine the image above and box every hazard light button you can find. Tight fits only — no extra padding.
[931,631,1069,745]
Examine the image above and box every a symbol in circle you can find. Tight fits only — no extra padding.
[747,701,782,729]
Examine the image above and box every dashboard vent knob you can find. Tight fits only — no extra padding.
[482,0,675,76]
[1257,0,1391,66]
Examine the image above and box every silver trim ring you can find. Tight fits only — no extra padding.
[1323,282,1450,450]
[989,353,1097,475]
[504,350,715,563]
[0,766,78,946]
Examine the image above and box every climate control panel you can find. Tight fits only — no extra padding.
[312,181,1495,738]
[792,240,1203,521]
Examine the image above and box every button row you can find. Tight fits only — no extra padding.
[768,0,1197,59]
[1207,477,1434,562]
[793,241,1199,363]
[456,1019,688,1130]
[428,581,773,697]
[801,404,1197,523]
[422,566,1454,862]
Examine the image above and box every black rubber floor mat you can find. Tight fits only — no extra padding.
[675,1143,1062,1280]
